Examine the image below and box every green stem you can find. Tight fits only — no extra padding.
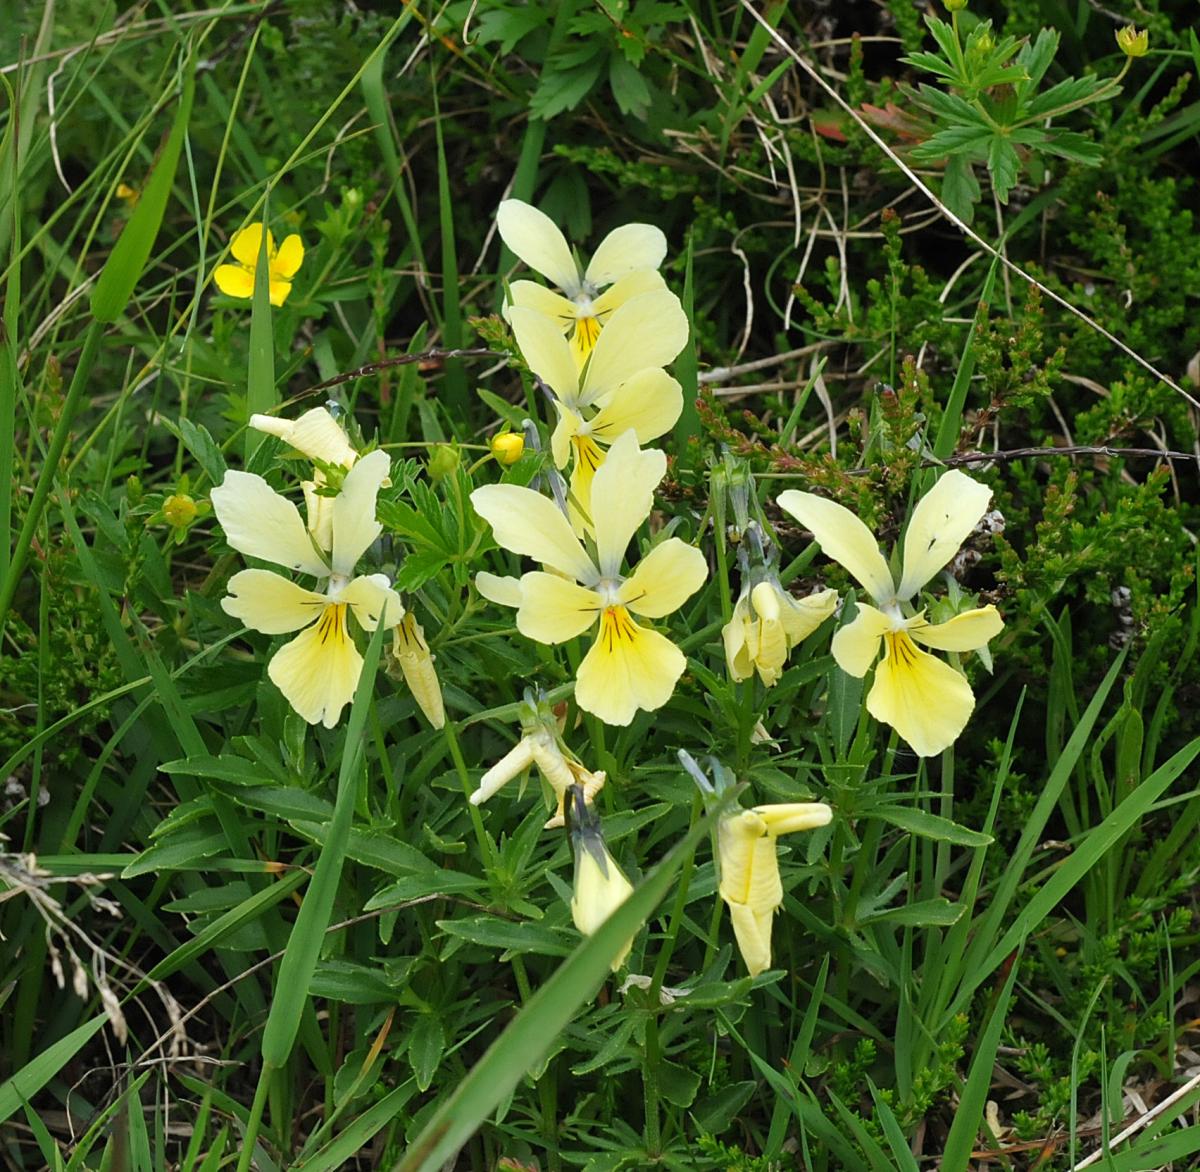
[236,1067,273,1172]
[0,317,103,639]
[643,1013,663,1155]
[442,717,494,866]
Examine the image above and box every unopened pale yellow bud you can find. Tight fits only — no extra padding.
[1115,26,1148,57]
[491,432,524,465]
[163,494,197,528]
[571,843,635,970]
[392,614,445,728]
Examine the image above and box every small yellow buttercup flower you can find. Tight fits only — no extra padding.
[569,789,635,970]
[723,578,838,686]
[162,493,197,529]
[390,613,445,729]
[778,470,1003,757]
[1115,26,1148,57]
[491,432,525,465]
[214,222,304,307]
[210,450,402,728]
[471,432,707,726]
[498,199,670,368]
[718,803,832,976]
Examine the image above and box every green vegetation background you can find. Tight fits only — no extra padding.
[2,0,1200,1168]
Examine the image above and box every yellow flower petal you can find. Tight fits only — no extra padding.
[551,402,582,469]
[753,803,833,835]
[830,601,892,677]
[497,199,581,293]
[515,571,601,643]
[302,480,335,553]
[897,470,992,600]
[268,603,363,728]
[250,407,357,468]
[507,279,579,327]
[471,484,597,583]
[584,223,668,287]
[221,569,327,634]
[580,290,689,407]
[273,233,305,279]
[717,810,768,905]
[908,605,1003,652]
[749,582,789,682]
[471,737,537,805]
[587,368,683,447]
[210,471,328,576]
[213,263,254,299]
[777,586,839,646]
[566,435,603,535]
[330,450,390,576]
[588,432,664,577]
[722,593,756,683]
[776,491,896,605]
[589,268,667,317]
[339,572,402,631]
[268,278,293,307]
[508,306,581,404]
[867,630,976,757]
[727,902,774,977]
[475,571,524,608]
[575,606,686,726]
[230,223,274,267]
[618,538,707,619]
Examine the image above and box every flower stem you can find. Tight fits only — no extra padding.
[235,1066,273,1172]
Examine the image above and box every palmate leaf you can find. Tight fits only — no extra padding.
[529,45,605,120]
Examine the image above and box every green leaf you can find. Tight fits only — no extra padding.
[91,69,194,322]
[941,155,980,222]
[530,48,605,120]
[608,55,651,120]
[658,1058,701,1108]
[437,915,574,958]
[860,897,965,927]
[871,806,992,847]
[474,5,548,54]
[161,754,286,786]
[260,616,391,1069]
[408,1015,446,1092]
[0,1016,108,1124]
[987,136,1021,203]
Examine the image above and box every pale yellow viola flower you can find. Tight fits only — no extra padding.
[250,407,359,552]
[469,708,606,829]
[777,471,1004,757]
[570,790,636,970]
[498,198,669,367]
[214,222,304,307]
[471,432,707,726]
[508,289,687,526]
[718,803,832,976]
[390,613,445,729]
[723,578,838,686]
[210,450,402,728]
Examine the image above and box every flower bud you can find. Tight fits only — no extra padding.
[943,0,967,10]
[570,793,635,970]
[427,444,460,482]
[1115,26,1148,57]
[490,432,524,465]
[390,613,445,729]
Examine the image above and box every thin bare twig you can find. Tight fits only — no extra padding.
[294,347,503,399]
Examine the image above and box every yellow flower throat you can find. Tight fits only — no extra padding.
[572,314,601,357]
[315,603,349,646]
[599,605,638,652]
